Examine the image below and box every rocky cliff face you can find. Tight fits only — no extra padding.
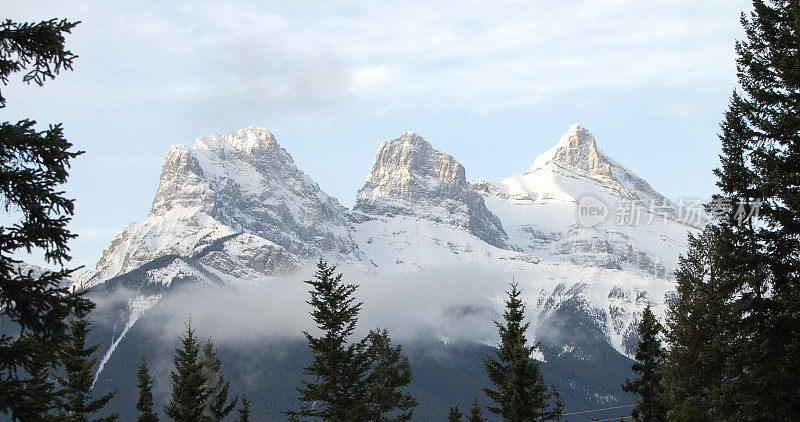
[354,132,509,249]
[549,125,611,177]
[76,127,360,288]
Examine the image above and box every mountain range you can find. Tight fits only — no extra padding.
[74,125,698,420]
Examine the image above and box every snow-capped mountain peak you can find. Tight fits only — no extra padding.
[399,130,425,141]
[79,124,701,372]
[491,125,676,209]
[75,127,360,289]
[354,132,509,249]
[533,123,609,177]
[356,131,465,202]
[470,125,697,278]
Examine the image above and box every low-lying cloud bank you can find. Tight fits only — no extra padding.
[89,260,670,363]
[90,264,529,349]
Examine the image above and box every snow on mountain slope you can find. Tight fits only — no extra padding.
[93,293,161,384]
[342,127,681,357]
[353,214,530,272]
[509,260,674,356]
[471,124,699,277]
[351,220,674,357]
[75,127,361,289]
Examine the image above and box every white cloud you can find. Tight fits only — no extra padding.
[90,264,517,347]
[5,0,749,112]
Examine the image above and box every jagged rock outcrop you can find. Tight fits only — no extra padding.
[549,125,611,177]
[530,124,677,211]
[354,132,509,249]
[76,127,360,288]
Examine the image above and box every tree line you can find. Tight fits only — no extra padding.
[620,1,800,420]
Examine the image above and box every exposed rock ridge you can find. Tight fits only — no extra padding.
[548,124,611,177]
[528,124,680,216]
[354,132,510,249]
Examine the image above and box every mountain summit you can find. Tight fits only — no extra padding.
[354,131,509,249]
[77,124,697,285]
[536,124,610,176]
[480,124,680,211]
[469,125,697,277]
[76,127,360,288]
[193,126,279,155]
[79,124,695,287]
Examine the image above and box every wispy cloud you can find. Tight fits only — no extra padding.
[6,0,749,112]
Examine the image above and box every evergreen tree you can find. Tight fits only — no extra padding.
[662,228,731,420]
[236,395,250,422]
[483,282,556,421]
[55,303,117,421]
[0,18,92,421]
[362,329,417,421]
[622,305,667,422]
[286,260,416,421]
[20,360,59,419]
[467,396,486,422]
[717,0,800,417]
[199,340,237,421]
[548,387,564,422]
[285,259,370,420]
[164,321,210,422]
[136,356,158,422]
[663,1,800,418]
[208,378,235,421]
[448,406,463,422]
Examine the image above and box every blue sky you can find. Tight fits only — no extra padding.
[3,0,752,269]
